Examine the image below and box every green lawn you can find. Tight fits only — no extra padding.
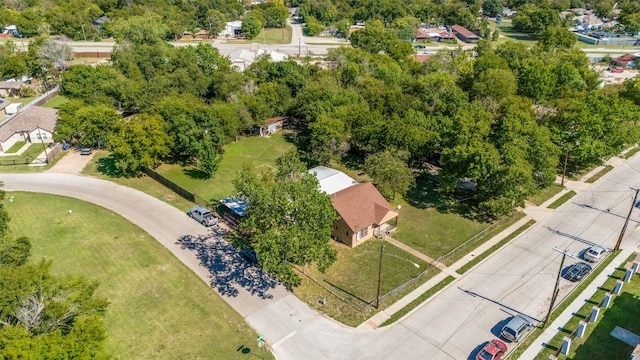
[83,151,196,212]
[6,95,38,106]
[585,165,613,184]
[223,26,292,45]
[155,133,294,202]
[533,253,639,360]
[548,190,577,209]
[42,95,69,108]
[528,184,564,206]
[293,239,435,327]
[7,192,272,359]
[4,141,26,153]
[0,143,45,162]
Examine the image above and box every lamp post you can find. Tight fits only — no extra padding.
[614,187,640,251]
[375,243,420,309]
[394,205,401,227]
[543,247,577,327]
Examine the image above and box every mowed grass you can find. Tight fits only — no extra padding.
[528,183,564,206]
[7,192,272,359]
[83,150,196,212]
[293,239,434,326]
[42,95,69,108]
[4,141,26,153]
[0,143,45,161]
[225,26,292,45]
[156,133,294,202]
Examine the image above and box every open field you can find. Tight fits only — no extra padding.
[155,133,294,202]
[223,26,292,45]
[7,192,272,359]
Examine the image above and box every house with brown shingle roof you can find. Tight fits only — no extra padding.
[330,182,398,247]
[449,25,480,43]
[0,80,23,97]
[611,54,637,68]
[0,106,58,152]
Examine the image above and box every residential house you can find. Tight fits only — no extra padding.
[416,27,447,42]
[0,80,23,97]
[449,25,480,43]
[412,54,431,63]
[0,106,58,152]
[612,54,637,68]
[256,116,289,136]
[330,182,398,248]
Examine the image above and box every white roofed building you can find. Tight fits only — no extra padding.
[309,166,358,195]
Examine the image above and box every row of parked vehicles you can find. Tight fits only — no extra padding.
[475,244,607,359]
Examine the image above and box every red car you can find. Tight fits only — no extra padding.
[608,67,624,73]
[476,339,508,360]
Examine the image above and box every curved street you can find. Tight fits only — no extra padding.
[2,150,639,359]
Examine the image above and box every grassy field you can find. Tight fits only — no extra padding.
[42,95,69,108]
[7,192,272,359]
[83,151,196,212]
[533,253,638,360]
[4,141,26,153]
[292,239,435,326]
[155,133,294,202]
[0,143,45,161]
[224,26,293,45]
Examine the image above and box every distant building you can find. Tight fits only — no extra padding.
[219,21,243,38]
[449,25,480,43]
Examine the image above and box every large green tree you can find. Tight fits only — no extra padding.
[364,150,415,200]
[233,150,337,288]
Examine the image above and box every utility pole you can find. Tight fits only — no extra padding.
[375,244,384,309]
[544,247,576,327]
[81,25,87,42]
[37,128,48,163]
[561,147,569,187]
[614,187,640,251]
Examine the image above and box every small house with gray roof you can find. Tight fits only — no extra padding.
[0,106,58,152]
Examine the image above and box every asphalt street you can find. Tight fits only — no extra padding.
[2,151,639,359]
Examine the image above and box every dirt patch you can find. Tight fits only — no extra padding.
[47,149,95,174]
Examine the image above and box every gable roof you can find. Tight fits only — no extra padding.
[0,80,23,90]
[450,25,480,39]
[613,54,636,63]
[309,166,358,195]
[0,106,58,142]
[331,182,396,232]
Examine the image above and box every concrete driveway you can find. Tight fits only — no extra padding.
[2,152,639,359]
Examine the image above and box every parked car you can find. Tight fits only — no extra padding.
[564,262,592,282]
[413,44,426,49]
[608,67,624,73]
[500,314,534,342]
[476,339,508,360]
[187,206,218,227]
[584,246,606,262]
[239,249,259,265]
[80,148,92,155]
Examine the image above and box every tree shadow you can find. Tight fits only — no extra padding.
[96,156,122,177]
[183,167,210,180]
[176,227,279,299]
[404,172,482,220]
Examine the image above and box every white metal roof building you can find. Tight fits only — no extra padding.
[309,166,358,195]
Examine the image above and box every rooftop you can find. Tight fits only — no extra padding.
[309,166,358,195]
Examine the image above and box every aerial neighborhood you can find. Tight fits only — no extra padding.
[1,0,640,359]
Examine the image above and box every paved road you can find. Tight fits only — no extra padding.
[3,151,639,359]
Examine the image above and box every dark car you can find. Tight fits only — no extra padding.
[500,314,534,342]
[564,262,592,282]
[187,206,218,227]
[476,339,508,360]
[240,249,259,265]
